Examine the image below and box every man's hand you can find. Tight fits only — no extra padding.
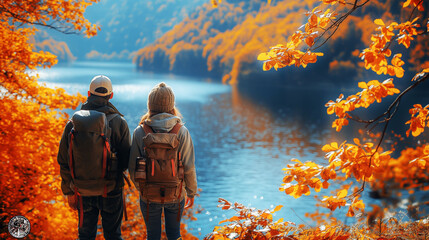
[184,197,194,209]
[66,195,78,210]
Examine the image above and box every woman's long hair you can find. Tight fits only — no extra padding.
[139,107,182,125]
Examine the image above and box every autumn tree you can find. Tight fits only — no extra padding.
[0,0,99,238]
[0,1,201,239]
[207,0,428,238]
[258,0,429,218]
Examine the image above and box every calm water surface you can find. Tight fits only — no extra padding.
[38,61,394,237]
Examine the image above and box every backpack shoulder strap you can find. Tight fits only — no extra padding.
[106,113,119,122]
[105,113,118,142]
[141,123,154,134]
[169,122,182,134]
[141,122,181,134]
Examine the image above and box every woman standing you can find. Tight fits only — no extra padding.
[129,82,197,240]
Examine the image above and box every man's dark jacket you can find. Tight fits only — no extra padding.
[57,95,131,195]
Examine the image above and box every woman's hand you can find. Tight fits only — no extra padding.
[184,197,194,209]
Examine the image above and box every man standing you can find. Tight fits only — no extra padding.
[57,75,131,240]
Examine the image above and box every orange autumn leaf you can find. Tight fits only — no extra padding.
[322,195,347,211]
[389,54,405,78]
[337,189,348,199]
[403,0,425,11]
[273,205,284,212]
[322,0,346,4]
[325,78,399,131]
[412,68,429,81]
[207,199,298,239]
[374,19,385,26]
[257,5,334,72]
[322,142,339,152]
[347,199,365,217]
[211,0,222,7]
[405,104,429,137]
[359,17,421,77]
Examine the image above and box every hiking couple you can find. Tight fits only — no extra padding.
[57,75,197,240]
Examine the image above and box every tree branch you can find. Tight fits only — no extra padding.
[350,73,429,126]
[0,3,81,35]
[347,72,428,198]
[408,0,424,22]
[311,0,371,51]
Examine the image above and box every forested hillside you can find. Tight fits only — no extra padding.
[135,0,428,86]
[33,0,428,87]
[38,0,206,62]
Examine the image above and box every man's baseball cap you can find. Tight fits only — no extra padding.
[89,75,113,97]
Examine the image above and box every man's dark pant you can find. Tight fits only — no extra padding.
[139,199,185,240]
[78,189,123,240]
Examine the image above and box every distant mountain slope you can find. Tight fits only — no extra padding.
[41,0,207,61]
[135,0,275,79]
[134,0,428,86]
[31,31,76,62]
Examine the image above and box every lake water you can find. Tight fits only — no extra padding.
[37,61,426,238]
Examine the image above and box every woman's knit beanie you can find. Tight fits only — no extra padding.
[147,82,175,112]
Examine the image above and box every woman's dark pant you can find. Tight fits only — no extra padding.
[78,189,123,240]
[140,199,185,240]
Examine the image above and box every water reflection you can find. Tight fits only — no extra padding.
[37,62,347,237]
[231,85,325,156]
[186,85,333,235]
